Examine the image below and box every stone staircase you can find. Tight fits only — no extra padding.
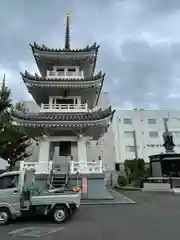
[49,163,69,189]
[51,174,67,188]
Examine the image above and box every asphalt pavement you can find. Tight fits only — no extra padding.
[1,191,180,240]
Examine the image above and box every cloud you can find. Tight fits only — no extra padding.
[101,39,180,109]
[0,64,32,102]
[0,0,180,109]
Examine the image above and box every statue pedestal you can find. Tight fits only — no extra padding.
[149,152,180,177]
[143,120,180,191]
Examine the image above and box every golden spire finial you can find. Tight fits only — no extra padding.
[65,12,70,50]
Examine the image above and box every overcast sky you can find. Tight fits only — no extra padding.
[1,0,180,110]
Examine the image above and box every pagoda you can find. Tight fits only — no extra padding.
[12,14,115,199]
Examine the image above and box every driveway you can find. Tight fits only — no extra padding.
[1,191,180,240]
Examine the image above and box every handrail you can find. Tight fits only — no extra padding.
[48,159,70,191]
[40,103,88,112]
[42,103,87,109]
[20,161,52,174]
[47,70,84,78]
[70,160,103,174]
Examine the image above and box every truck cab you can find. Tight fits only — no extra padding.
[0,171,21,219]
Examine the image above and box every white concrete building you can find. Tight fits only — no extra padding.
[114,109,180,166]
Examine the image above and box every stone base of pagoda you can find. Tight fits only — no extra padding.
[67,173,114,200]
[21,170,114,200]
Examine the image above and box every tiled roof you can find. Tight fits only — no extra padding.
[30,42,99,53]
[20,71,105,82]
[12,107,115,122]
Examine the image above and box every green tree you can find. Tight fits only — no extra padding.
[14,101,25,112]
[0,75,11,115]
[124,158,145,186]
[0,77,32,170]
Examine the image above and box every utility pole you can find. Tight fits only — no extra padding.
[133,130,138,160]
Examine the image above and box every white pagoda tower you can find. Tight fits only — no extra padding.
[12,14,115,199]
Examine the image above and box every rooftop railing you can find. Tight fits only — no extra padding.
[46,70,84,79]
[40,103,88,113]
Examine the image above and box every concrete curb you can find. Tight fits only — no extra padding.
[141,189,173,192]
[172,188,180,194]
[115,187,141,191]
[81,201,136,205]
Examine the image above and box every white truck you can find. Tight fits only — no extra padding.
[0,164,81,225]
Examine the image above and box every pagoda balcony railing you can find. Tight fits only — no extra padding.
[70,160,103,174]
[40,103,88,113]
[46,70,84,79]
[20,161,52,175]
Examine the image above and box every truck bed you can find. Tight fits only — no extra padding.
[31,191,81,207]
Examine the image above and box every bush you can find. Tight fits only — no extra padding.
[118,175,127,186]
[124,158,145,186]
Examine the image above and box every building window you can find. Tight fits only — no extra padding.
[148,118,156,124]
[147,144,155,147]
[149,131,158,138]
[147,144,162,147]
[124,131,133,138]
[123,118,132,124]
[115,163,120,171]
[173,131,180,138]
[126,145,135,152]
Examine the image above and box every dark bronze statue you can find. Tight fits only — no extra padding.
[163,118,175,152]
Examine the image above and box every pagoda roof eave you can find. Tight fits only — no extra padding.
[12,116,113,140]
[95,75,105,105]
[30,42,99,76]
[30,42,100,54]
[21,71,104,91]
[25,82,102,89]
[11,107,115,124]
[26,85,102,107]
[33,54,97,77]
[21,71,105,82]
[12,115,113,127]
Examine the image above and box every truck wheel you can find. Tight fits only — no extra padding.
[0,208,11,225]
[52,206,69,224]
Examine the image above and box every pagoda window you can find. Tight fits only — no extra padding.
[57,68,65,72]
[67,68,76,72]
[56,99,74,105]
[49,96,81,106]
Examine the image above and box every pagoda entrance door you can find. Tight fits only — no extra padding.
[59,141,71,173]
[51,141,71,173]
